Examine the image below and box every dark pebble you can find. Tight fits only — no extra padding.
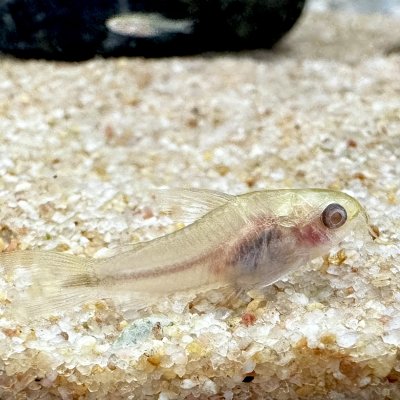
[0,0,305,60]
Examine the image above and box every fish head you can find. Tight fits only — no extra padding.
[286,189,371,254]
[228,189,372,288]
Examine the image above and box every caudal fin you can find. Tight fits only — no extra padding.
[0,250,98,321]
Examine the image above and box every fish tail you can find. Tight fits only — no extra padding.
[0,250,99,321]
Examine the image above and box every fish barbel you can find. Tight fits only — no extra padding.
[0,188,371,320]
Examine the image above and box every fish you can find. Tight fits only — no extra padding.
[0,188,373,321]
[106,12,193,38]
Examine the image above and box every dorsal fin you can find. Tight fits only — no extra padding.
[156,188,234,225]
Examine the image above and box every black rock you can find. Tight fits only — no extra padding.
[0,0,306,60]
[0,0,118,60]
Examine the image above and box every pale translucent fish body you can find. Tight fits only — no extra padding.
[106,13,193,38]
[0,189,369,320]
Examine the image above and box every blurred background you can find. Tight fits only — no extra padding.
[0,0,399,61]
[308,0,400,14]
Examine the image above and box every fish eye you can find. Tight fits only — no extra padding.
[321,203,347,229]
